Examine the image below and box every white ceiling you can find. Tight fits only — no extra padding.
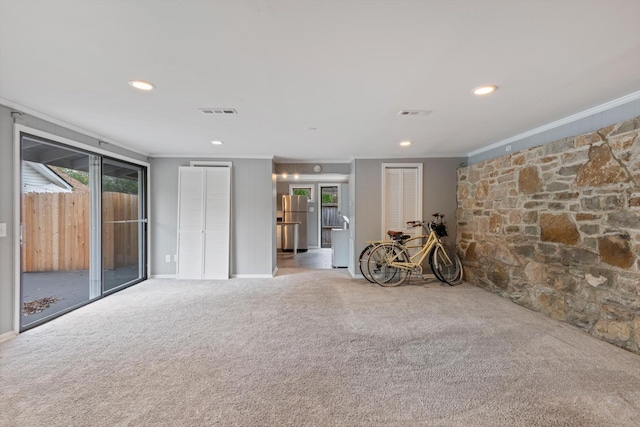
[1,0,639,162]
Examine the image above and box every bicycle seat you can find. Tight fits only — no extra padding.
[387,230,403,236]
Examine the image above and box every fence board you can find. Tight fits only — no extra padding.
[22,192,139,272]
[51,194,59,271]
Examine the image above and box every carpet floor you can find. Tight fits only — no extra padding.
[1,269,639,426]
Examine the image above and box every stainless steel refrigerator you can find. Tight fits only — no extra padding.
[282,195,308,252]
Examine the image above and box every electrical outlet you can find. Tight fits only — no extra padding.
[173,254,177,262]
[165,255,171,262]
[505,145,512,152]
[0,223,6,237]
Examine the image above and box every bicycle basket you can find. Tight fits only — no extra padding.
[434,223,448,237]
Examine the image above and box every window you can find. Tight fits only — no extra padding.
[289,184,314,202]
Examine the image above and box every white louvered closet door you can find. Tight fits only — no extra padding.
[176,166,230,280]
[383,165,422,239]
[203,167,230,279]
[177,168,205,279]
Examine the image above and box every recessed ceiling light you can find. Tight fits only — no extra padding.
[211,140,224,145]
[128,80,156,91]
[472,85,498,95]
[400,141,412,147]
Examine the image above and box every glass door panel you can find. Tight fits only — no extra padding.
[20,136,97,330]
[102,158,146,293]
[320,185,340,248]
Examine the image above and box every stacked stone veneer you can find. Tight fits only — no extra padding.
[457,117,640,353]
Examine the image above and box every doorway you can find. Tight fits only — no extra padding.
[319,184,342,248]
[19,132,147,331]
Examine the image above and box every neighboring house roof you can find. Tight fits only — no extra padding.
[50,166,90,193]
[22,161,72,193]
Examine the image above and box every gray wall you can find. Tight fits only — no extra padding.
[150,157,275,277]
[352,157,465,275]
[468,98,640,165]
[0,106,15,336]
[0,104,148,337]
[274,163,350,175]
[348,161,356,275]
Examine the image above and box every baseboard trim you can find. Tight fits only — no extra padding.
[150,274,177,279]
[0,331,17,343]
[232,273,275,279]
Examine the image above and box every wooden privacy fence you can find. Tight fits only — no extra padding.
[103,192,139,270]
[321,204,342,247]
[22,192,139,272]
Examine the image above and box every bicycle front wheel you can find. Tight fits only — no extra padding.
[367,244,409,287]
[431,245,463,285]
[428,248,446,283]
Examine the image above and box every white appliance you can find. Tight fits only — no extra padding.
[282,195,308,252]
[331,229,349,268]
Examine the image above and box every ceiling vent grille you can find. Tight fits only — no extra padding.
[199,108,238,115]
[397,110,432,116]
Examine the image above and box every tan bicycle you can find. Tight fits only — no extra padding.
[366,214,462,286]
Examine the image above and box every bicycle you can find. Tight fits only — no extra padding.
[359,214,452,284]
[358,231,413,283]
[367,213,463,287]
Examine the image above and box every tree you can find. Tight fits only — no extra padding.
[55,167,138,194]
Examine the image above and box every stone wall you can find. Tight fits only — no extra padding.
[457,116,640,353]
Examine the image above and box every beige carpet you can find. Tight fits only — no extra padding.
[1,269,639,426]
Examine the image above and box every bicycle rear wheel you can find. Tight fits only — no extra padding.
[359,244,376,283]
[431,245,463,285]
[367,244,409,287]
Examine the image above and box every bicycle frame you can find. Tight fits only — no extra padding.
[386,225,454,275]
[390,231,438,270]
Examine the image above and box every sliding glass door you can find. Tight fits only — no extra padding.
[102,159,146,293]
[20,133,147,331]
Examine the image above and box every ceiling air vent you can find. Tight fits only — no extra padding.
[199,108,238,115]
[397,110,432,116]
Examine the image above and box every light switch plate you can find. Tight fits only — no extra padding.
[0,223,6,237]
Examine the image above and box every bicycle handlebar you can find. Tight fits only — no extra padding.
[407,213,445,229]
[406,221,434,231]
